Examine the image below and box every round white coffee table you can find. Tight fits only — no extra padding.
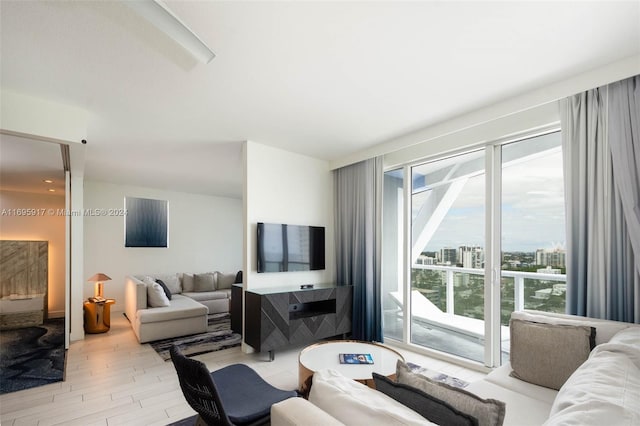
[298,340,404,395]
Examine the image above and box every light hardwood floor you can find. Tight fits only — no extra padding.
[1,316,487,426]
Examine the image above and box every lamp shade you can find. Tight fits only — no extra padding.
[87,273,111,282]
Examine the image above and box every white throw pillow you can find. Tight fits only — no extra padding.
[309,369,435,425]
[147,281,170,308]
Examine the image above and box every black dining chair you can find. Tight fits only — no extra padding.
[170,346,297,426]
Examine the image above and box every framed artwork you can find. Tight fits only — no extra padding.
[124,197,169,247]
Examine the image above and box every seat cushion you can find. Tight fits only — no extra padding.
[182,290,230,301]
[212,364,297,424]
[137,295,207,324]
[466,380,552,426]
[484,364,557,405]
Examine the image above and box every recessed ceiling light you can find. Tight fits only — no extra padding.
[43,179,54,184]
[48,189,56,192]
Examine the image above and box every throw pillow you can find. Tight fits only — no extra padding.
[154,279,172,300]
[309,368,433,425]
[182,273,194,292]
[216,272,236,290]
[147,282,170,307]
[509,319,595,390]
[194,272,216,292]
[153,273,181,294]
[396,360,505,426]
[372,373,478,426]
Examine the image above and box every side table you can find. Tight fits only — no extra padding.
[84,298,115,334]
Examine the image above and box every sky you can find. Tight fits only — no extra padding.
[416,132,565,253]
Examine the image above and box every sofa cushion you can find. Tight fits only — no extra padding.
[216,272,236,290]
[373,373,478,426]
[271,397,345,426]
[483,363,557,405]
[182,273,195,292]
[309,369,436,425]
[396,360,505,426]
[543,327,640,425]
[182,290,230,301]
[153,273,181,294]
[137,294,208,323]
[147,281,170,308]
[466,379,553,426]
[194,272,216,292]
[509,319,594,390]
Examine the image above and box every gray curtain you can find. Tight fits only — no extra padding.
[334,157,383,341]
[560,75,640,323]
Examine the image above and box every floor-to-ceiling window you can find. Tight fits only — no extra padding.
[382,130,566,367]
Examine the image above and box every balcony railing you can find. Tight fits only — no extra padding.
[411,263,567,315]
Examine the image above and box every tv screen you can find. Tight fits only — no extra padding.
[257,222,325,273]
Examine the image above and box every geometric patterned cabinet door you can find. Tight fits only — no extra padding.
[0,240,48,329]
[245,284,352,360]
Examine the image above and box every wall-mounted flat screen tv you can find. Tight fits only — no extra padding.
[257,222,325,273]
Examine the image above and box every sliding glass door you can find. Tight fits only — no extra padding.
[409,150,486,362]
[382,130,566,367]
[499,132,566,362]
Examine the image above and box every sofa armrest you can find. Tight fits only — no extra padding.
[271,398,345,426]
[125,275,147,323]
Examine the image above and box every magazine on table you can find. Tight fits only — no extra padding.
[338,353,374,364]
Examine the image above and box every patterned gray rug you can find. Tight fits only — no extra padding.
[150,313,241,361]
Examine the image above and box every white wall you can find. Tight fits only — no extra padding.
[83,181,243,310]
[244,141,334,291]
[0,190,66,317]
[1,91,89,144]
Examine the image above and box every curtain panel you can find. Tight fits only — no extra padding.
[560,75,640,323]
[334,157,383,341]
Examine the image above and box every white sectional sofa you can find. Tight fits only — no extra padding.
[125,271,240,343]
[271,311,640,426]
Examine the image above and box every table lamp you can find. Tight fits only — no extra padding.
[87,273,111,299]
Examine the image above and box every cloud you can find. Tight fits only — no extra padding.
[417,140,565,252]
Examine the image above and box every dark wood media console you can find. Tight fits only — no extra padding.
[245,284,352,360]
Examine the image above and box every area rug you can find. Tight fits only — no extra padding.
[150,313,241,361]
[0,318,66,395]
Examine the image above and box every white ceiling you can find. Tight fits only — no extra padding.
[1,1,639,198]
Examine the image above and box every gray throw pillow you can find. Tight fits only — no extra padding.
[153,273,181,294]
[396,360,505,426]
[182,273,194,292]
[509,319,596,390]
[372,373,478,426]
[216,272,236,290]
[194,272,216,292]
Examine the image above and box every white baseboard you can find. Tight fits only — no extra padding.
[48,310,65,318]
